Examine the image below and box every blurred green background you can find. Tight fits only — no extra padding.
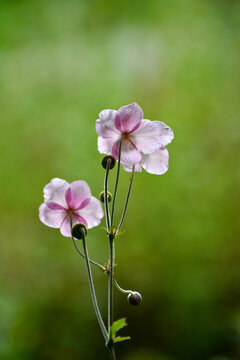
[0,0,240,359]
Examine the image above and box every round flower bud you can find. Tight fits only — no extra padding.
[71,222,87,240]
[101,155,116,170]
[127,292,142,306]
[99,191,112,203]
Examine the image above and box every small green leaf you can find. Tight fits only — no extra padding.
[110,318,128,339]
[109,318,131,344]
[113,336,131,344]
[115,229,126,238]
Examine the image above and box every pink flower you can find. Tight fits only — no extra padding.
[39,178,104,237]
[123,121,173,175]
[122,147,169,175]
[96,102,174,173]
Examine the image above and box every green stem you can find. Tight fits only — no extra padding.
[69,212,108,343]
[82,231,108,343]
[108,236,114,333]
[71,235,131,296]
[117,165,135,233]
[71,236,105,272]
[108,346,117,360]
[104,157,111,232]
[107,235,116,358]
[113,277,133,295]
[111,137,123,227]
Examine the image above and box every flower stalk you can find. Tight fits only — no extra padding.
[117,165,135,233]
[70,212,108,343]
[104,157,112,232]
[113,277,133,295]
[111,137,123,227]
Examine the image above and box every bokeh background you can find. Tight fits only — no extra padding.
[0,0,240,359]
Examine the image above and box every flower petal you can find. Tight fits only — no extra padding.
[43,178,69,208]
[112,138,142,165]
[96,109,120,138]
[39,203,67,228]
[98,135,120,155]
[154,121,174,146]
[76,197,104,229]
[141,147,169,175]
[65,181,92,210]
[131,119,162,155]
[122,162,142,173]
[114,102,143,134]
[60,213,88,237]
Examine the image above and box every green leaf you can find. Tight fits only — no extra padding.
[115,229,126,238]
[113,336,131,344]
[109,318,131,343]
[110,318,128,339]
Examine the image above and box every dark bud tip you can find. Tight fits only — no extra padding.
[99,191,112,203]
[128,292,142,306]
[101,155,116,170]
[71,222,87,240]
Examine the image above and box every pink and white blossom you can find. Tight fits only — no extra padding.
[96,102,174,174]
[123,146,170,175]
[39,178,104,237]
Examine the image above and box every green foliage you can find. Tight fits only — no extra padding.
[113,336,131,344]
[0,0,240,359]
[109,318,131,344]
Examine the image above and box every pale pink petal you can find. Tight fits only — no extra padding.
[60,213,88,237]
[131,119,162,155]
[65,181,91,210]
[96,109,120,138]
[43,178,69,208]
[154,121,174,146]
[76,197,104,229]
[39,203,67,228]
[112,138,142,165]
[98,135,120,155]
[114,102,143,134]
[141,147,169,175]
[122,162,142,173]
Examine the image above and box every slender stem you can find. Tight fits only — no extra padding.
[104,158,111,232]
[109,346,117,360]
[82,234,108,343]
[69,212,108,343]
[113,277,132,295]
[71,235,131,296]
[107,235,116,357]
[111,137,123,227]
[71,236,105,272]
[117,165,135,233]
[108,236,114,333]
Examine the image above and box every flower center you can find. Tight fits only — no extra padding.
[122,133,130,139]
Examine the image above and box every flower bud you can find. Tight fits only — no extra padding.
[99,191,112,203]
[127,292,142,306]
[71,222,87,240]
[101,155,116,170]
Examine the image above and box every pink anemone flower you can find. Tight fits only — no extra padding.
[123,146,169,175]
[123,121,174,175]
[96,102,173,168]
[39,178,104,237]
